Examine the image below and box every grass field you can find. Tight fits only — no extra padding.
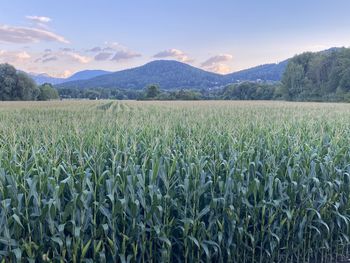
[1,100,350,262]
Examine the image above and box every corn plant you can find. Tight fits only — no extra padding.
[0,100,350,262]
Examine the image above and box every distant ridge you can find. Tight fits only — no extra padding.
[56,59,287,90]
[26,48,347,89]
[29,73,64,85]
[29,70,111,85]
[225,60,288,83]
[66,70,112,82]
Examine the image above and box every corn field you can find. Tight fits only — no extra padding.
[1,100,350,262]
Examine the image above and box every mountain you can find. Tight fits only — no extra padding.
[30,70,112,85]
[224,60,288,83]
[25,48,348,89]
[65,70,112,82]
[57,60,224,90]
[35,60,289,89]
[29,73,65,85]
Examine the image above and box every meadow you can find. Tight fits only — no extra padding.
[1,100,350,262]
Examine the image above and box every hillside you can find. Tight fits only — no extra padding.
[56,60,288,90]
[30,70,111,85]
[29,73,64,85]
[57,60,224,89]
[225,60,288,82]
[66,70,112,82]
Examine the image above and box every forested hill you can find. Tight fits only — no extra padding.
[282,47,350,101]
[225,60,288,82]
[29,70,112,85]
[56,60,287,90]
[56,60,224,89]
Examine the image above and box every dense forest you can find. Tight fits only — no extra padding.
[0,63,59,101]
[282,47,350,101]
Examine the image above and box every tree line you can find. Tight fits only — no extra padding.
[0,63,59,101]
[136,83,282,101]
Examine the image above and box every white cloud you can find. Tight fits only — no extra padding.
[0,50,31,64]
[33,49,92,65]
[68,53,91,64]
[201,54,233,67]
[54,70,72,78]
[26,16,52,23]
[153,48,192,62]
[208,64,232,74]
[201,54,233,74]
[16,51,31,60]
[111,50,141,61]
[0,24,69,44]
[104,42,126,51]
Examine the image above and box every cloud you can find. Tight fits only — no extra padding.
[103,47,115,52]
[87,46,102,52]
[153,48,192,62]
[201,54,233,74]
[88,43,127,53]
[0,24,69,44]
[201,54,233,67]
[94,52,113,61]
[68,53,91,64]
[34,53,57,63]
[42,52,53,58]
[46,70,72,78]
[0,50,31,63]
[33,49,91,64]
[111,50,141,61]
[87,43,141,62]
[104,42,126,51]
[26,16,52,23]
[60,47,74,52]
[56,70,72,78]
[16,51,31,60]
[42,56,58,63]
[208,64,232,74]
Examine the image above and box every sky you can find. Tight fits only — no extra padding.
[1,0,350,77]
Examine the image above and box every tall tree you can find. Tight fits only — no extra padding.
[37,83,59,100]
[145,84,160,98]
[0,63,39,101]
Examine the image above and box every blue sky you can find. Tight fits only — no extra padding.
[1,0,350,77]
